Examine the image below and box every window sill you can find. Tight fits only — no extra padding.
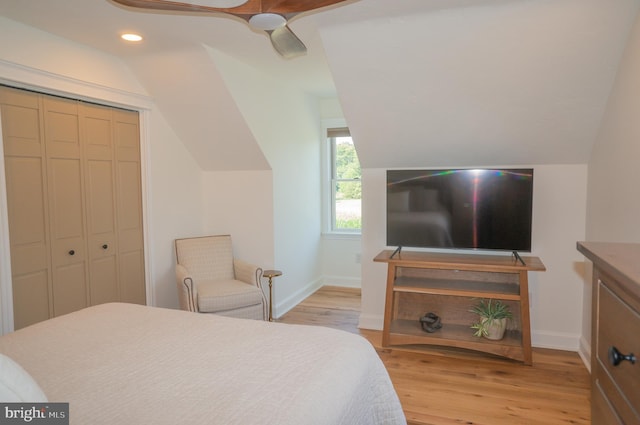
[322,232,361,241]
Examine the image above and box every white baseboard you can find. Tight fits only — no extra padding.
[274,275,360,319]
[578,335,592,372]
[358,313,383,331]
[274,277,324,319]
[321,276,361,288]
[531,330,581,351]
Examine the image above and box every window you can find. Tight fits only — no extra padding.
[327,127,361,233]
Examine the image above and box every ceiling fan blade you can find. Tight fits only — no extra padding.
[111,0,259,15]
[268,25,307,59]
[260,0,351,14]
[112,0,350,15]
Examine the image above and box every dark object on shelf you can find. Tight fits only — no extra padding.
[419,312,442,333]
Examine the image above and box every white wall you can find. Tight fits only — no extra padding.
[209,49,324,317]
[202,170,273,266]
[581,9,640,360]
[202,169,274,300]
[0,18,204,326]
[359,165,588,352]
[125,45,270,173]
[146,110,204,308]
[321,236,361,288]
[586,13,640,243]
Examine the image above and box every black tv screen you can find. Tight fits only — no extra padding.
[387,168,533,252]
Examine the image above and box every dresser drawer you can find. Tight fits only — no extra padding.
[598,282,640,420]
[592,381,623,425]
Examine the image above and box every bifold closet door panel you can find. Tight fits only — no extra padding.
[0,87,52,329]
[114,109,146,305]
[82,103,119,305]
[43,96,89,317]
[5,158,51,329]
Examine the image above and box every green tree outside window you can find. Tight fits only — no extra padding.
[332,136,361,231]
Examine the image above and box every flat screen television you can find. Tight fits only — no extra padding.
[386,168,533,252]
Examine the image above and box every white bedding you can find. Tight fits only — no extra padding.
[0,303,406,425]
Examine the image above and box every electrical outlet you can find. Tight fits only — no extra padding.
[355,253,361,264]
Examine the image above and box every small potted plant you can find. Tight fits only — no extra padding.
[470,299,512,340]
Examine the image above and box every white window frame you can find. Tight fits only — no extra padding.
[321,119,361,238]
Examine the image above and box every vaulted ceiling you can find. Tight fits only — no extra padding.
[1,0,638,170]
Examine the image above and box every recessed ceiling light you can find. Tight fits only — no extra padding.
[121,33,143,42]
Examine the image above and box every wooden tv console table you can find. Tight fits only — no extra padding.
[374,250,546,365]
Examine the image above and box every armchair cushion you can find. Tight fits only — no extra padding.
[197,279,264,314]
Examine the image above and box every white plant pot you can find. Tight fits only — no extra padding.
[483,317,507,340]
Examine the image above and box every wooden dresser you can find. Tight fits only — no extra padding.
[577,242,640,424]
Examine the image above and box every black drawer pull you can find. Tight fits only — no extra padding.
[609,346,636,366]
[68,250,75,256]
[102,244,108,250]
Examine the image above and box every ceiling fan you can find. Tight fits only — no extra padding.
[111,0,351,58]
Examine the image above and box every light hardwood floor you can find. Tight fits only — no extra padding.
[278,286,591,425]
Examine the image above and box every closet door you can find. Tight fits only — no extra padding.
[114,109,146,305]
[43,96,89,317]
[2,87,146,328]
[0,87,52,329]
[81,103,119,305]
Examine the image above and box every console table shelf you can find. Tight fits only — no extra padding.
[375,249,546,365]
[394,276,521,300]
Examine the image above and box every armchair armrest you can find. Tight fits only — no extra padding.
[233,259,264,289]
[176,263,197,312]
[234,259,268,320]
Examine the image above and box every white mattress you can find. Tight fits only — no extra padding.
[0,303,406,425]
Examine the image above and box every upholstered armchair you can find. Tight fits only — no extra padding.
[175,235,267,320]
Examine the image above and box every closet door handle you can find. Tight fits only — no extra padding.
[609,346,636,366]
[102,244,108,250]
[68,250,75,256]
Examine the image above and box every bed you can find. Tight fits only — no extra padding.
[0,303,406,425]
